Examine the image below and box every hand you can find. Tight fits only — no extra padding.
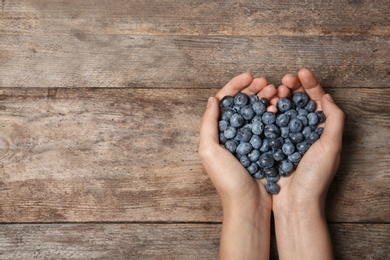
[198,72,277,259]
[272,68,345,260]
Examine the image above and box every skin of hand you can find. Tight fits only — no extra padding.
[198,72,278,259]
[272,68,346,260]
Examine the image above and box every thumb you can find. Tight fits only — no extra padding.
[320,94,345,149]
[199,97,220,150]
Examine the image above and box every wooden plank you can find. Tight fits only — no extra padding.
[0,223,388,259]
[1,35,388,88]
[1,0,389,36]
[0,88,389,223]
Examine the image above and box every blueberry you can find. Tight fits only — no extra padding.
[248,149,261,162]
[265,167,278,177]
[249,94,259,104]
[250,135,262,149]
[282,142,295,155]
[279,159,294,175]
[289,118,303,133]
[292,92,309,108]
[253,169,265,179]
[265,182,280,195]
[307,132,320,144]
[276,114,290,127]
[251,121,264,135]
[224,140,238,153]
[298,108,309,116]
[297,115,308,127]
[258,153,275,169]
[269,138,283,149]
[252,101,266,115]
[288,152,302,163]
[236,142,252,156]
[316,111,326,123]
[260,138,270,153]
[266,174,280,183]
[223,126,237,139]
[251,115,262,123]
[236,127,253,142]
[307,112,319,126]
[296,141,311,154]
[240,105,255,120]
[262,112,276,125]
[219,133,227,144]
[273,149,286,161]
[247,162,259,174]
[264,124,281,139]
[277,97,293,112]
[302,125,314,138]
[280,126,290,139]
[218,120,229,132]
[260,97,269,107]
[289,132,304,144]
[315,127,324,136]
[230,113,245,128]
[220,96,234,109]
[234,93,249,108]
[305,100,316,112]
[221,109,234,121]
[285,109,298,119]
[240,155,251,168]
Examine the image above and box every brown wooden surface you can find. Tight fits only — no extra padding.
[0,88,389,223]
[1,0,389,259]
[0,223,388,259]
[1,35,389,88]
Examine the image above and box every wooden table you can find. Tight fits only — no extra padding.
[0,1,389,259]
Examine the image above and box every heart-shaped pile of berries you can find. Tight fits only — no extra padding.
[218,92,325,194]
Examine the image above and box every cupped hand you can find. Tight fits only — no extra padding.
[273,69,345,210]
[198,72,276,211]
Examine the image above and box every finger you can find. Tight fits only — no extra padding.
[215,72,254,100]
[276,85,291,98]
[257,84,277,100]
[297,68,326,103]
[256,84,278,112]
[199,97,220,151]
[241,77,268,96]
[268,85,292,113]
[319,94,345,149]
[281,74,303,93]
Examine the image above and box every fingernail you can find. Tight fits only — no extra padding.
[325,94,334,103]
[207,97,214,107]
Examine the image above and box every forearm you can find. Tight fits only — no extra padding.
[219,201,271,260]
[273,203,334,260]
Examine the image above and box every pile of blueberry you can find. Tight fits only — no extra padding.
[218,92,325,194]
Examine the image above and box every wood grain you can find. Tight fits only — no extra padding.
[1,35,388,88]
[1,0,389,36]
[0,223,388,259]
[0,88,388,223]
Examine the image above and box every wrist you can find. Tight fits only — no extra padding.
[219,198,272,260]
[273,200,333,260]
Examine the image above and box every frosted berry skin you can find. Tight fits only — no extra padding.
[220,96,234,110]
[262,112,276,125]
[292,92,310,108]
[218,92,326,194]
[230,113,245,128]
[266,182,280,195]
[252,102,266,115]
[277,97,293,112]
[240,105,255,120]
[233,93,249,108]
[250,135,262,149]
